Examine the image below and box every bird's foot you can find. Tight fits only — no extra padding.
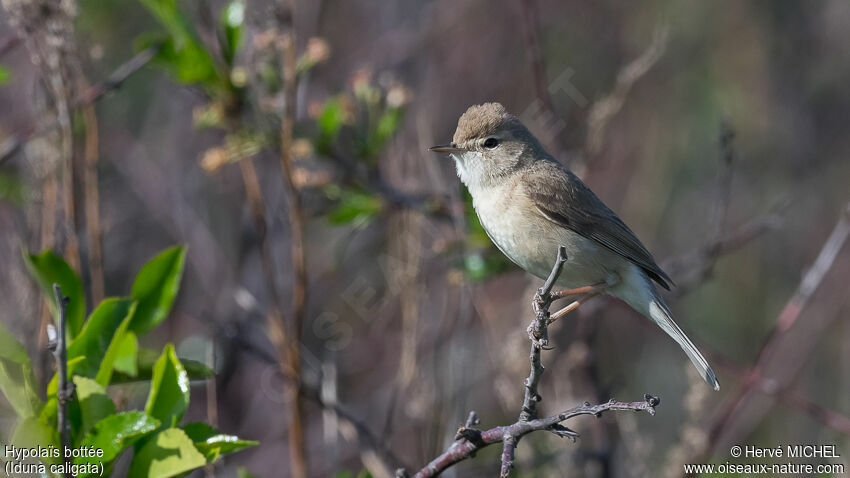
[527,321,549,347]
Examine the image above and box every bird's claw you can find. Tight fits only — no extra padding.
[526,322,549,347]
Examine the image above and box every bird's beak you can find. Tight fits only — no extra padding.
[429,143,464,154]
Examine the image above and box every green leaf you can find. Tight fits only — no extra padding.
[237,467,259,478]
[325,188,383,227]
[111,347,213,384]
[0,322,43,418]
[144,345,190,430]
[0,321,30,363]
[314,96,349,154]
[369,107,403,155]
[0,65,10,85]
[72,376,116,440]
[0,172,26,205]
[67,298,136,386]
[128,428,206,478]
[23,249,85,339]
[113,332,139,377]
[182,422,257,463]
[219,1,244,67]
[129,246,186,335]
[75,411,160,467]
[10,416,60,465]
[137,0,220,87]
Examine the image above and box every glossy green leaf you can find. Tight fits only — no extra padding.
[75,411,160,467]
[67,298,136,386]
[129,246,186,335]
[72,376,116,440]
[182,422,257,463]
[23,249,85,338]
[144,345,189,430]
[0,321,43,418]
[128,428,206,478]
[113,332,139,377]
[111,347,213,383]
[0,65,9,85]
[219,1,244,67]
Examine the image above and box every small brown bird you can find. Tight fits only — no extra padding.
[431,103,719,390]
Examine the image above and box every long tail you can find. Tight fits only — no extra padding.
[648,298,720,390]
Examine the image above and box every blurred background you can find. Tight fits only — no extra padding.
[1,0,849,476]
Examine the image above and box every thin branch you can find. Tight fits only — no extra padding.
[49,284,73,478]
[523,246,569,419]
[400,247,660,477]
[80,80,104,304]
[222,324,408,473]
[710,355,850,435]
[584,26,668,158]
[279,24,310,478]
[518,0,556,116]
[706,201,850,447]
[711,120,736,241]
[503,245,566,476]
[406,396,659,478]
[0,43,161,165]
[662,208,785,298]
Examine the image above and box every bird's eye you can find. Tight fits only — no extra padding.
[483,137,499,149]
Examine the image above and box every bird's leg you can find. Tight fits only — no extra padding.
[548,291,601,324]
[551,282,607,301]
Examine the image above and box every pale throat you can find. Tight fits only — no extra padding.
[451,150,486,192]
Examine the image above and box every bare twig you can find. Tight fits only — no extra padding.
[223,325,408,473]
[711,356,850,435]
[407,396,659,478]
[400,247,660,477]
[279,22,310,478]
[0,43,161,165]
[518,0,555,116]
[80,78,104,304]
[711,120,736,241]
[503,245,567,476]
[49,284,73,478]
[663,208,785,298]
[705,201,850,449]
[584,26,668,158]
[523,246,569,414]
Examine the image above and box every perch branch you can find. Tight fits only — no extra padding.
[406,396,659,478]
[49,284,73,478]
[400,247,660,477]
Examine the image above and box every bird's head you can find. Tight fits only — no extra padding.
[430,103,545,190]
